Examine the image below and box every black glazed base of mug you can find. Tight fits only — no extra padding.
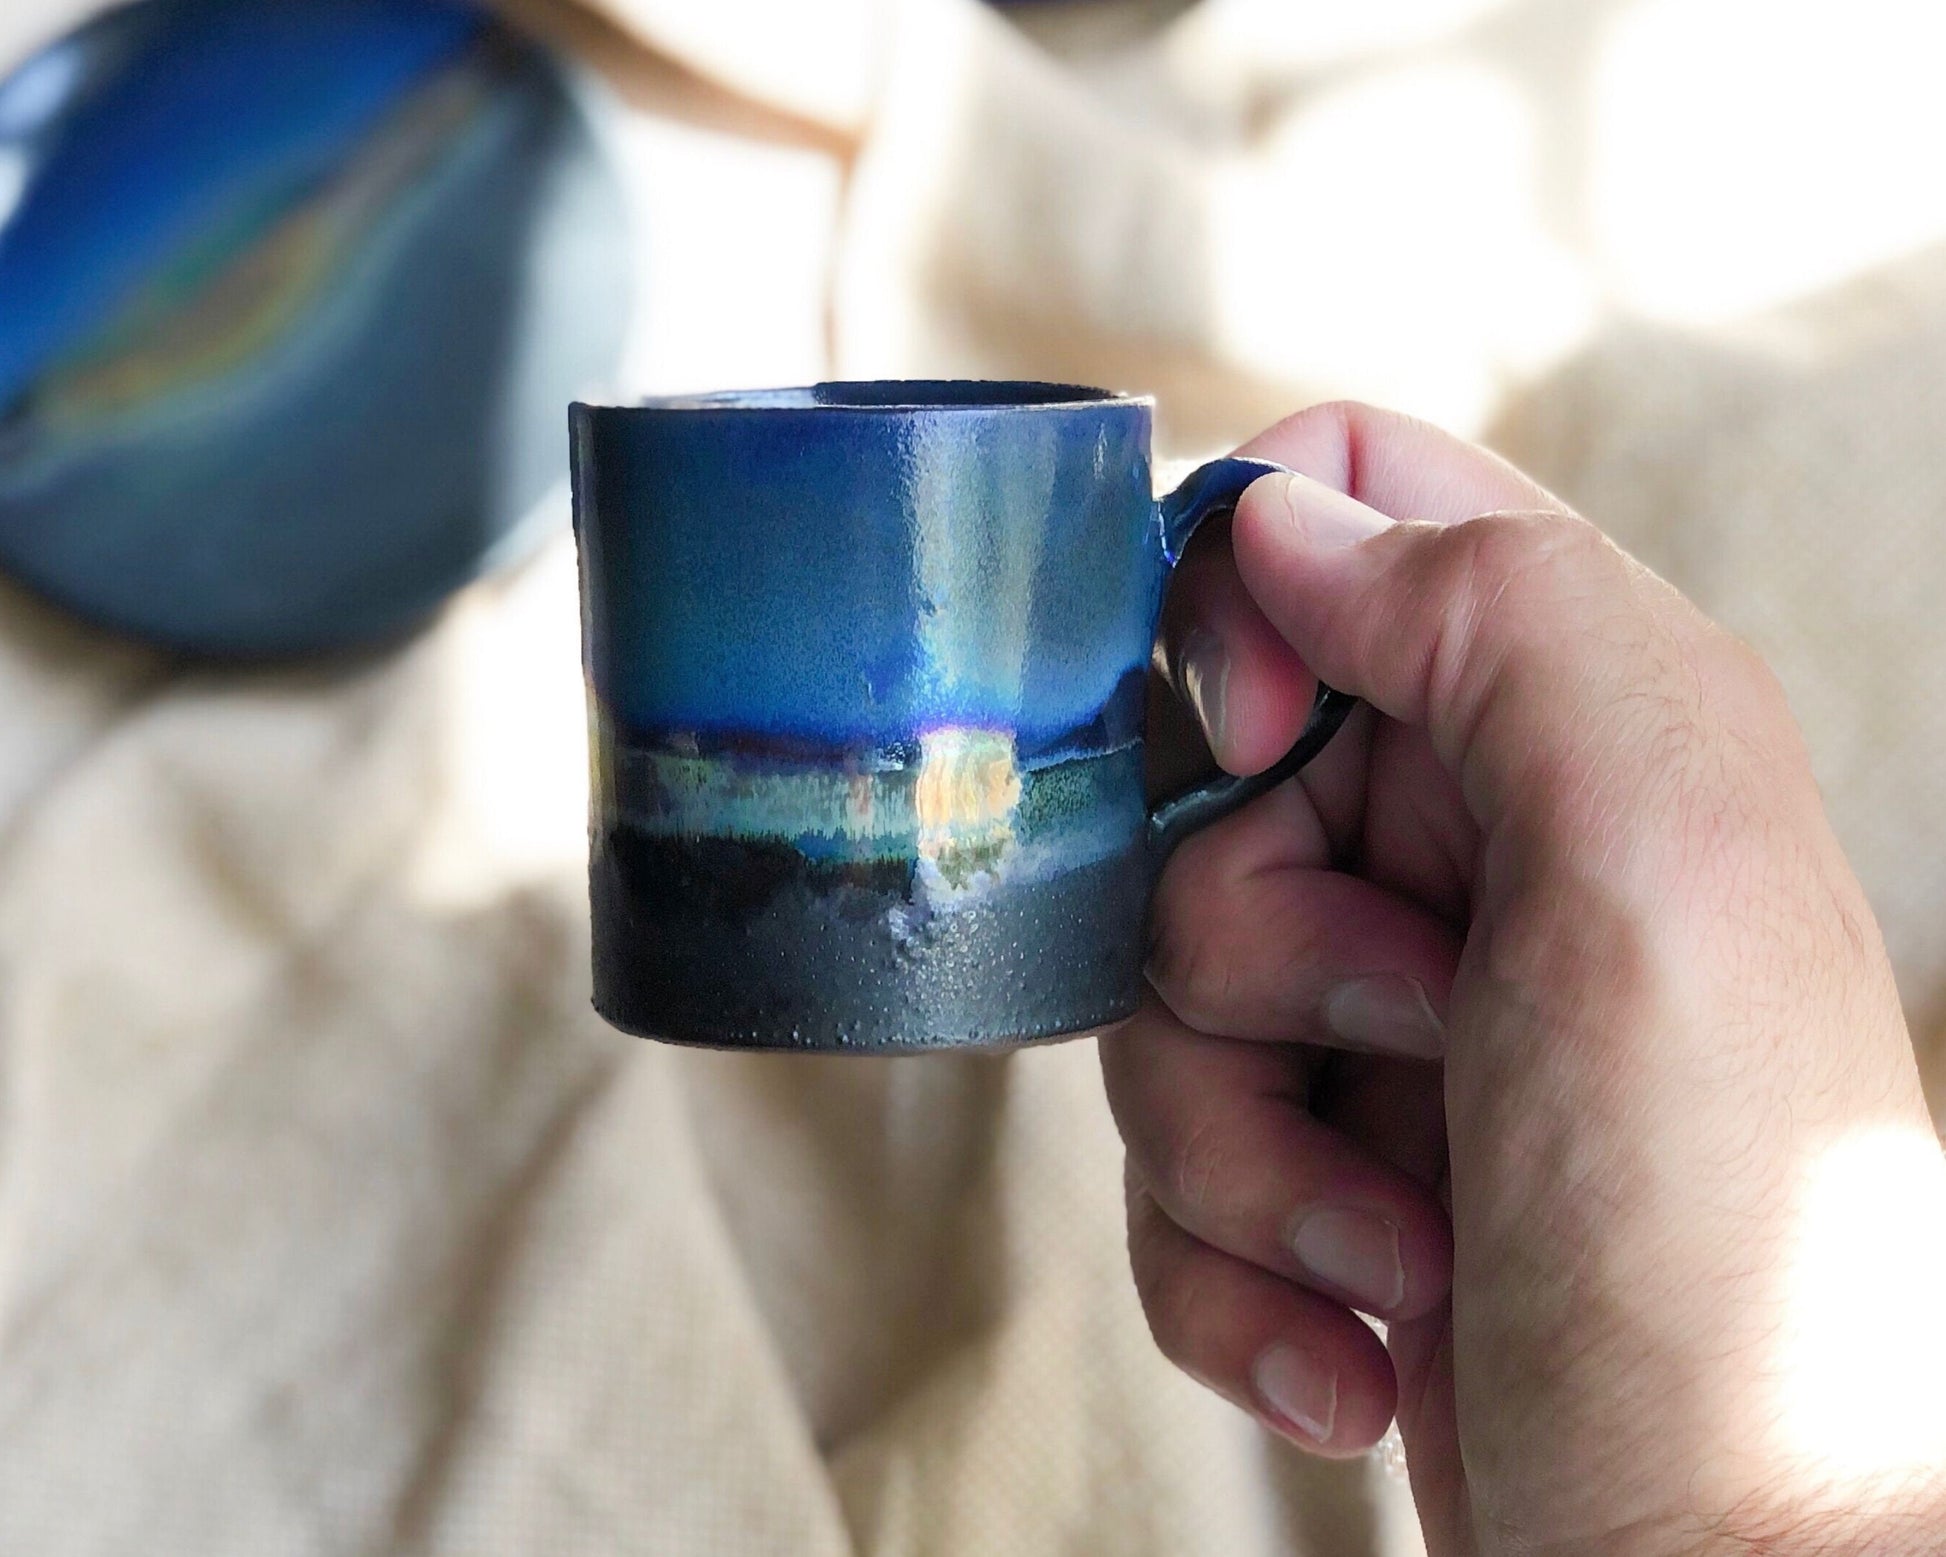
[590,826,1151,1051]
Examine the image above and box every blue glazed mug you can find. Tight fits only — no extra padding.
[571,382,1354,1051]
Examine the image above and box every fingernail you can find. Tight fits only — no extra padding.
[1291,1206,1405,1313]
[1252,1343,1337,1444]
[1179,628,1232,757]
[1259,470,1392,551]
[1324,973,1445,1059]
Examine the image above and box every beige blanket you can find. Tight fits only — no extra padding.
[4,1,1945,1552]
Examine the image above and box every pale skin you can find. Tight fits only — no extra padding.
[1104,403,1946,1554]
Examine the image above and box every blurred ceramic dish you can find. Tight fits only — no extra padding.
[0,0,628,655]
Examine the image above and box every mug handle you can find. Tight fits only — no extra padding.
[1147,456,1359,860]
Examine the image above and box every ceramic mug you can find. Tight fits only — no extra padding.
[571,382,1354,1051]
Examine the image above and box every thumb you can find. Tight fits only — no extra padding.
[1230,469,1762,835]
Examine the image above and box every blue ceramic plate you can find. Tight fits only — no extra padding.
[0,0,628,655]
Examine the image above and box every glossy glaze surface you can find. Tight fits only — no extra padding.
[573,384,1350,1051]
[574,385,1153,1048]
[574,384,1158,754]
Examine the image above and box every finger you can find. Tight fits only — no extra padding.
[1232,467,1758,841]
[1157,396,1545,837]
[1226,397,1604,842]
[1312,1047,1448,1190]
[1386,1305,1471,1551]
[1148,780,1460,1054]
[1234,399,1561,524]
[1308,1053,1451,1324]
[1359,712,1475,928]
[1156,511,1316,778]
[1290,695,1377,861]
[1127,1174,1399,1457]
[1105,1001,1453,1320]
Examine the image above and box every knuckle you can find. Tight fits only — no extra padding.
[1145,876,1234,1032]
[1126,1192,1174,1315]
[1436,508,1615,606]
[1152,1266,1215,1374]
[1619,611,1810,843]
[1716,630,1801,743]
[1152,931,1234,1034]
[1166,1110,1233,1218]
[1401,510,1640,749]
[1259,398,1371,458]
[1128,1206,1213,1369]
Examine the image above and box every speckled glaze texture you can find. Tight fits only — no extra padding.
[572,383,1352,1051]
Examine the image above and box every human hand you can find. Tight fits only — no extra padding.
[1104,404,1946,1554]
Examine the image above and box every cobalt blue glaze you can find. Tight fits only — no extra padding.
[0,0,628,654]
[578,383,1157,754]
[572,383,1352,1051]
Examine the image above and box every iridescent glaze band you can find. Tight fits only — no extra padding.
[572,383,1351,1050]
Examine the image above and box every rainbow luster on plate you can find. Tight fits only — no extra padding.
[0,0,628,654]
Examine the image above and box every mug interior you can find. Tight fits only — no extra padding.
[631,380,1143,411]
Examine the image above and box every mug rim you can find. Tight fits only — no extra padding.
[576,380,1155,414]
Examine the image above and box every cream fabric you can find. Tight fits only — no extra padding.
[3,1,1944,1552]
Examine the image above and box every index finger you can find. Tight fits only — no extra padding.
[1233,400,1564,524]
